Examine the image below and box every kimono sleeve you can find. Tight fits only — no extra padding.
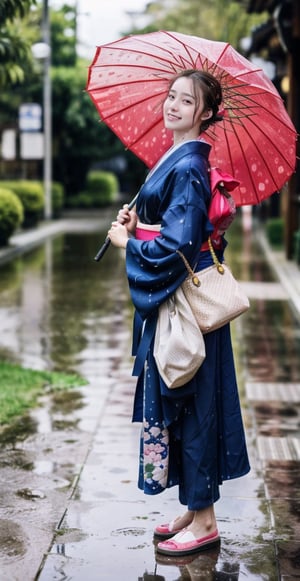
[126,161,213,320]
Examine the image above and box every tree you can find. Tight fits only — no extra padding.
[125,0,265,51]
[0,0,37,86]
[50,3,77,67]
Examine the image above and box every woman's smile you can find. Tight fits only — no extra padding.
[166,112,181,122]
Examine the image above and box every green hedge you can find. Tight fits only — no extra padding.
[66,170,119,208]
[0,180,44,228]
[266,217,284,247]
[51,182,64,217]
[0,180,65,223]
[0,188,24,246]
[86,170,118,195]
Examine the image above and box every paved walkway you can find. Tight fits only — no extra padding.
[2,214,300,321]
[0,214,299,580]
[0,214,105,266]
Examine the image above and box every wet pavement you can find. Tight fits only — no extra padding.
[0,210,299,580]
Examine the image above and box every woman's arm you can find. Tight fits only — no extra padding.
[126,166,212,319]
[108,204,138,248]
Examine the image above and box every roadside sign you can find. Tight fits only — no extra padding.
[19,103,42,131]
[1,129,16,160]
[20,132,44,159]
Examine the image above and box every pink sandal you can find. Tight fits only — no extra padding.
[156,529,220,556]
[154,519,186,539]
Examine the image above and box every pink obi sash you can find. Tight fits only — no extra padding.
[135,221,161,241]
[135,221,219,251]
[135,168,238,248]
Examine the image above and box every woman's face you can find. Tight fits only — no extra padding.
[163,76,211,139]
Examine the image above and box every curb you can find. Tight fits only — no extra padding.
[257,230,300,321]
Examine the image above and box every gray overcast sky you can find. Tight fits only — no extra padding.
[75,0,149,58]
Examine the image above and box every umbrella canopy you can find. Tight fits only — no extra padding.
[86,30,297,206]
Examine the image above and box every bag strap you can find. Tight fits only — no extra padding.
[207,236,225,274]
[177,236,225,287]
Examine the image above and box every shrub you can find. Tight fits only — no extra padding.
[0,188,24,246]
[266,218,284,246]
[51,182,64,218]
[294,230,300,264]
[75,192,93,208]
[0,181,44,228]
[86,170,118,207]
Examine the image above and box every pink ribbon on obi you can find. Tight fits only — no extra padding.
[209,167,240,193]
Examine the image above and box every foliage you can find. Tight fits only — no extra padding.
[49,3,77,67]
[0,180,44,227]
[0,178,64,218]
[51,62,128,197]
[51,181,64,217]
[266,217,284,246]
[66,192,92,209]
[0,0,267,205]
[294,230,300,264]
[86,170,119,195]
[0,0,33,21]
[130,0,266,50]
[65,170,119,209]
[0,3,146,199]
[0,187,24,246]
[0,0,37,87]
[67,176,118,209]
[0,360,88,426]
[75,171,119,208]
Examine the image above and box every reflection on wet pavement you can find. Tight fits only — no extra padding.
[0,219,299,579]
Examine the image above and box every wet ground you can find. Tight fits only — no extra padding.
[0,211,299,580]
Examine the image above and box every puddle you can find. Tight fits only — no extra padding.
[55,527,88,543]
[0,415,38,448]
[0,520,27,561]
[52,418,80,430]
[0,222,299,580]
[0,449,34,471]
[50,390,85,413]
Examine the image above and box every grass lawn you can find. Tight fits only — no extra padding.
[0,360,88,426]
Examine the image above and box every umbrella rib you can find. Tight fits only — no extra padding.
[129,33,213,71]
[97,37,198,74]
[245,115,296,171]
[162,31,227,71]
[225,115,292,203]
[110,113,165,152]
[89,74,172,94]
[225,93,294,129]
[95,88,168,121]
[87,31,297,204]
[91,61,180,77]
[219,89,296,164]
[220,120,263,205]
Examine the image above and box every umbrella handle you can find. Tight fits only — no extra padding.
[94,192,140,262]
[94,237,111,262]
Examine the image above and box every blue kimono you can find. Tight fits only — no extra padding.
[125,140,250,510]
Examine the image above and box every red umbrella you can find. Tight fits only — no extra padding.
[86,30,297,206]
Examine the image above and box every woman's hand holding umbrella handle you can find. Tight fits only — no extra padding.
[93,216,131,261]
[107,221,129,249]
[117,204,138,234]
[94,195,139,262]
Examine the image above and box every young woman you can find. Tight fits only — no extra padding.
[108,69,250,557]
